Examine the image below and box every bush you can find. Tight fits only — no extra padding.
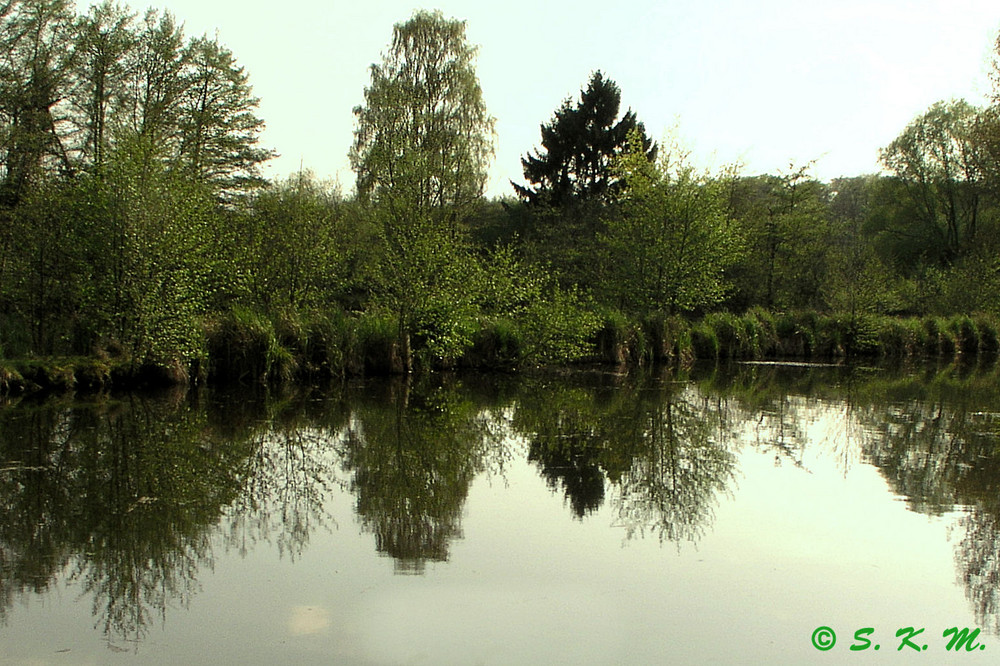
[975,317,999,354]
[876,317,924,357]
[704,312,747,359]
[355,311,403,375]
[691,322,719,360]
[746,307,779,357]
[464,318,523,369]
[774,312,815,357]
[948,315,978,356]
[204,307,299,383]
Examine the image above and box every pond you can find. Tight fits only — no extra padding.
[2,360,999,664]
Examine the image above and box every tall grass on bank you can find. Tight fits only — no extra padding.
[589,311,1000,369]
[5,308,1000,394]
[203,308,411,384]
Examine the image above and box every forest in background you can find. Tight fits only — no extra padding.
[3,1,1000,388]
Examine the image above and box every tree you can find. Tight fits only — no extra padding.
[350,9,494,209]
[71,0,135,171]
[349,10,495,367]
[824,175,900,318]
[176,35,274,197]
[879,99,984,266]
[0,0,77,206]
[725,165,832,310]
[976,31,1000,199]
[84,136,215,365]
[514,71,655,207]
[79,8,272,199]
[229,171,357,311]
[601,130,741,315]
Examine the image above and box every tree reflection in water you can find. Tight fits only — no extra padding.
[341,376,507,573]
[707,360,1000,634]
[516,371,738,545]
[0,389,234,648]
[0,386,347,648]
[5,361,1000,646]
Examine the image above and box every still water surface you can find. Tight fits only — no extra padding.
[2,361,1000,663]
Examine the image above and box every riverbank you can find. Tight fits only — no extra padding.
[2,309,997,395]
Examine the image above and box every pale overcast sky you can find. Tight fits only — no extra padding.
[79,0,1000,196]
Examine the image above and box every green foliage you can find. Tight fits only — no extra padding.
[725,167,832,310]
[1,136,215,366]
[479,245,601,365]
[773,312,815,357]
[876,317,927,357]
[880,100,984,266]
[94,138,215,365]
[0,0,77,206]
[205,306,291,383]
[602,130,742,315]
[354,310,404,375]
[690,322,719,360]
[350,9,494,209]
[349,10,497,368]
[976,316,1000,354]
[948,315,979,355]
[702,312,753,359]
[177,34,275,195]
[223,172,360,311]
[465,318,523,370]
[1,178,93,355]
[643,313,693,364]
[746,307,779,357]
[9,5,1000,386]
[514,71,655,206]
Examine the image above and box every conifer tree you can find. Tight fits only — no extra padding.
[514,71,655,206]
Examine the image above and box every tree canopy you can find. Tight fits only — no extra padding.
[349,9,494,211]
[514,71,655,206]
[879,99,983,266]
[0,0,273,206]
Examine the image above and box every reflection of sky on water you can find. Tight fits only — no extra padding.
[287,605,330,636]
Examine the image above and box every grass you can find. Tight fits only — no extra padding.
[6,305,1000,394]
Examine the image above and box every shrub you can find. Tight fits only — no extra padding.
[975,317,999,354]
[465,318,523,369]
[691,322,719,360]
[948,315,978,355]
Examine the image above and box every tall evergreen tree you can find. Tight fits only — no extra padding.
[514,71,655,206]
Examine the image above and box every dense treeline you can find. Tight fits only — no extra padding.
[3,3,1000,389]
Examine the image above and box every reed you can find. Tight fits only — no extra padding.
[703,312,748,359]
[774,312,815,357]
[354,311,404,375]
[947,315,979,355]
[691,321,719,360]
[975,316,999,354]
[464,318,523,369]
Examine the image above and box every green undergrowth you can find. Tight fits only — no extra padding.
[588,310,1000,367]
[3,309,998,394]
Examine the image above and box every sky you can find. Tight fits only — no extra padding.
[77,0,1000,197]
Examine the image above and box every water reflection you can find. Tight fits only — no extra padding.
[209,389,350,561]
[0,390,231,646]
[515,373,737,545]
[0,387,346,647]
[342,378,487,572]
[4,361,1000,650]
